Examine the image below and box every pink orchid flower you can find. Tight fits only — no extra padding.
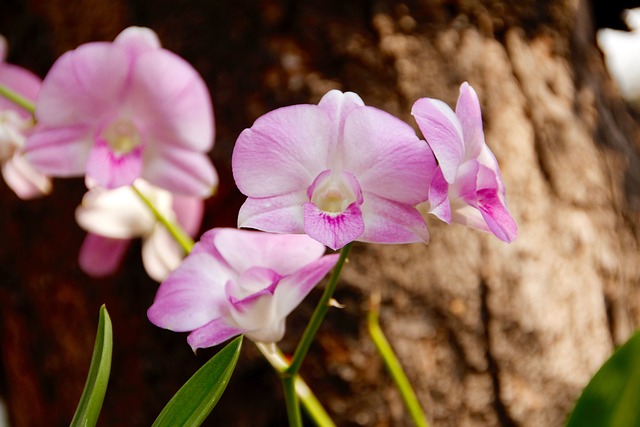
[0,35,51,199]
[232,90,435,250]
[411,82,517,242]
[148,228,339,350]
[24,27,217,197]
[76,179,203,281]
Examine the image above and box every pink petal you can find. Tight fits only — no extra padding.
[129,49,214,152]
[427,167,451,223]
[358,194,430,244]
[75,185,153,239]
[208,228,327,276]
[232,105,330,197]
[2,154,52,199]
[237,192,307,234]
[341,106,433,204]
[303,201,365,250]
[113,26,161,57]
[317,90,364,152]
[186,317,243,351]
[142,226,184,282]
[23,125,92,176]
[35,43,129,127]
[148,247,233,332]
[85,139,143,188]
[451,205,490,232]
[475,165,518,242]
[228,288,279,332]
[0,62,41,118]
[455,82,485,160]
[172,195,204,237]
[227,267,280,304]
[143,145,217,197]
[275,253,339,316]
[78,233,130,277]
[452,160,481,203]
[412,97,465,184]
[476,189,518,242]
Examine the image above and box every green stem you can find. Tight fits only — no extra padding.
[368,294,429,427]
[131,184,194,254]
[0,83,35,114]
[282,375,303,427]
[294,377,335,427]
[256,343,335,427]
[286,242,352,376]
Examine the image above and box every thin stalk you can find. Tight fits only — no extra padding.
[286,242,352,376]
[256,343,336,427]
[131,184,194,254]
[0,84,35,114]
[368,294,429,427]
[282,375,303,427]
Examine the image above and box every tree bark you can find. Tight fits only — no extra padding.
[1,0,639,426]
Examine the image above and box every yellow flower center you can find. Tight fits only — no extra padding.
[103,119,141,156]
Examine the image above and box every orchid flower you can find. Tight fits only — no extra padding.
[412,82,517,242]
[148,228,339,350]
[232,90,435,250]
[0,35,51,199]
[76,179,203,281]
[23,27,217,197]
[597,8,640,107]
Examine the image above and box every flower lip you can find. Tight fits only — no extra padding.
[307,169,363,214]
[225,266,282,306]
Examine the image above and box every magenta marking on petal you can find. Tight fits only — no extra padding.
[303,201,365,250]
[225,267,283,310]
[86,139,144,188]
[476,188,518,242]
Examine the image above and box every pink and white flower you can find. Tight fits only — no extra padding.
[76,179,203,281]
[0,35,51,199]
[148,228,339,349]
[232,90,435,250]
[412,82,517,242]
[24,27,217,197]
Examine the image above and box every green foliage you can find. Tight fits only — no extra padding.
[152,336,243,427]
[566,330,640,427]
[70,305,113,427]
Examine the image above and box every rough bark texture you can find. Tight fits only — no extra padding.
[1,0,639,426]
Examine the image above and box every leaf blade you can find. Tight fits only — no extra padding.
[70,304,113,427]
[153,336,243,427]
[566,329,640,427]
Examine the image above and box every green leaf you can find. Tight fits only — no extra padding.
[153,336,243,427]
[70,304,113,427]
[566,329,640,427]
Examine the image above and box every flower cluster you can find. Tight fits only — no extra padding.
[233,84,517,251]
[2,26,517,350]
[0,35,51,199]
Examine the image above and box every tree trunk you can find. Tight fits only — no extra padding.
[1,0,639,426]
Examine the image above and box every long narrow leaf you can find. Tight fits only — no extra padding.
[70,304,113,427]
[566,329,640,427]
[153,336,243,427]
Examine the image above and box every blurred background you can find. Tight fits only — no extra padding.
[1,0,640,426]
